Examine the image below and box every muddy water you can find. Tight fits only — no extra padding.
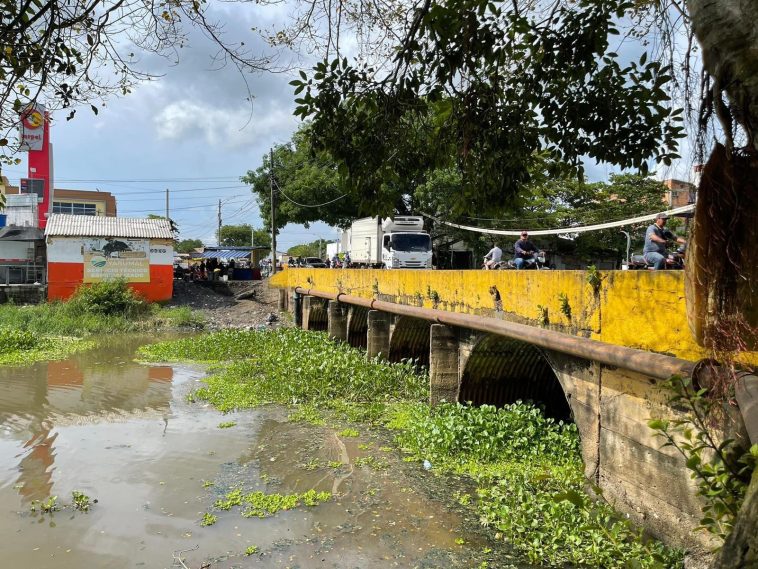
[0,338,523,569]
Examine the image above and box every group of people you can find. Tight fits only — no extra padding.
[186,258,237,281]
[330,252,350,268]
[484,215,687,271]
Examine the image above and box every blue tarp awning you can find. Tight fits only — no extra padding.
[200,250,251,259]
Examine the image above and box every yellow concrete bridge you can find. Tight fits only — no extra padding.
[270,268,757,557]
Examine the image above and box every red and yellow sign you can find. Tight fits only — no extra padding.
[20,104,46,151]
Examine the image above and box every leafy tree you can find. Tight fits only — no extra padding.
[291,1,683,216]
[217,224,271,251]
[287,239,330,258]
[176,239,204,254]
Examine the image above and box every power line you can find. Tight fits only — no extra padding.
[273,179,348,208]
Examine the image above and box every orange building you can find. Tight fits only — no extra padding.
[663,179,696,208]
[45,214,174,302]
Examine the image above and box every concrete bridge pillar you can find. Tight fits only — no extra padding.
[327,300,348,342]
[367,310,390,360]
[302,296,315,330]
[429,324,460,406]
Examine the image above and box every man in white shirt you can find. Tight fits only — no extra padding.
[484,244,503,269]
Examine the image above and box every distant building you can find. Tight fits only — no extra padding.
[2,180,117,217]
[663,179,696,208]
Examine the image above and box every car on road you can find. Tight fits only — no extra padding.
[303,257,328,268]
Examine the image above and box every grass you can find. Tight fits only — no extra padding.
[0,281,203,365]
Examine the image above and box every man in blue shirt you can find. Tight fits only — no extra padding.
[643,213,686,269]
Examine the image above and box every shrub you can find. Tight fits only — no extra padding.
[66,280,149,317]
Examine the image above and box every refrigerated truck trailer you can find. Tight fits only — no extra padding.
[342,216,432,269]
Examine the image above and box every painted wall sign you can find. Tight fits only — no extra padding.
[82,238,150,283]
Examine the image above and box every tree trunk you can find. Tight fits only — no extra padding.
[686,3,758,566]
[687,0,758,151]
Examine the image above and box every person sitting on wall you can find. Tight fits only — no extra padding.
[513,231,539,269]
[643,213,687,270]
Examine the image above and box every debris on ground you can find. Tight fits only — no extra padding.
[170,279,284,330]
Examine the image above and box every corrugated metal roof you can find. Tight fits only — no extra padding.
[201,250,251,259]
[44,214,174,239]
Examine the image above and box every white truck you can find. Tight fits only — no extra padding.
[342,216,432,269]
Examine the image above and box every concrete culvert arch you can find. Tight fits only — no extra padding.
[389,316,431,367]
[460,335,572,422]
[306,298,328,332]
[347,306,368,349]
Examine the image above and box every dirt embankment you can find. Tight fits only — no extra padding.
[169,279,286,330]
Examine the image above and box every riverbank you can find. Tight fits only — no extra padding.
[140,328,684,568]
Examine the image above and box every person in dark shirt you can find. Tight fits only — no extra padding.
[513,231,539,269]
[643,213,686,269]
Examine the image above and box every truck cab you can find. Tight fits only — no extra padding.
[381,217,433,269]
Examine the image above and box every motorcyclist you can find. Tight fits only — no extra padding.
[483,243,503,269]
[513,231,539,269]
[643,213,687,270]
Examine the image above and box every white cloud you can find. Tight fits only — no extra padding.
[154,99,298,149]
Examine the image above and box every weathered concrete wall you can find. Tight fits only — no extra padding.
[0,284,46,304]
[272,268,758,364]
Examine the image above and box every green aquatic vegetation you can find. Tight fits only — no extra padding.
[71,491,92,512]
[212,488,331,519]
[217,421,237,429]
[288,404,326,425]
[388,402,683,568]
[0,329,95,365]
[200,512,217,526]
[354,456,389,470]
[245,545,259,555]
[338,428,359,438]
[202,480,215,488]
[139,329,427,411]
[327,460,343,469]
[30,495,59,514]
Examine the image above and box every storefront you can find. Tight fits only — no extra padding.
[45,214,174,301]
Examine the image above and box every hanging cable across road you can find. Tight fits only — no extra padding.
[422,204,695,237]
[273,179,348,208]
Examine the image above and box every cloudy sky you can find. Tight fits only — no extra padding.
[3,3,696,252]
[5,3,341,252]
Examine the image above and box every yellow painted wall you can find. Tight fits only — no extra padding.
[271,268,757,364]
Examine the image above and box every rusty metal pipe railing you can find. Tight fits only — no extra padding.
[295,287,697,381]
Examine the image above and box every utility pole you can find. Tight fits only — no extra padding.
[217,200,222,246]
[270,148,277,275]
[165,188,169,220]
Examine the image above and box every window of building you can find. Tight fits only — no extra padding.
[53,202,97,215]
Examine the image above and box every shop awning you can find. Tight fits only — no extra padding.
[200,250,251,259]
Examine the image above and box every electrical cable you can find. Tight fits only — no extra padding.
[273,179,348,208]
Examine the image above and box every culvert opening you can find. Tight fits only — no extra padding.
[388,316,431,368]
[460,336,572,422]
[306,299,328,332]
[347,307,368,349]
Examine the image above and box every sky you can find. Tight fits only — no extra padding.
[4,3,341,252]
[2,3,698,252]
